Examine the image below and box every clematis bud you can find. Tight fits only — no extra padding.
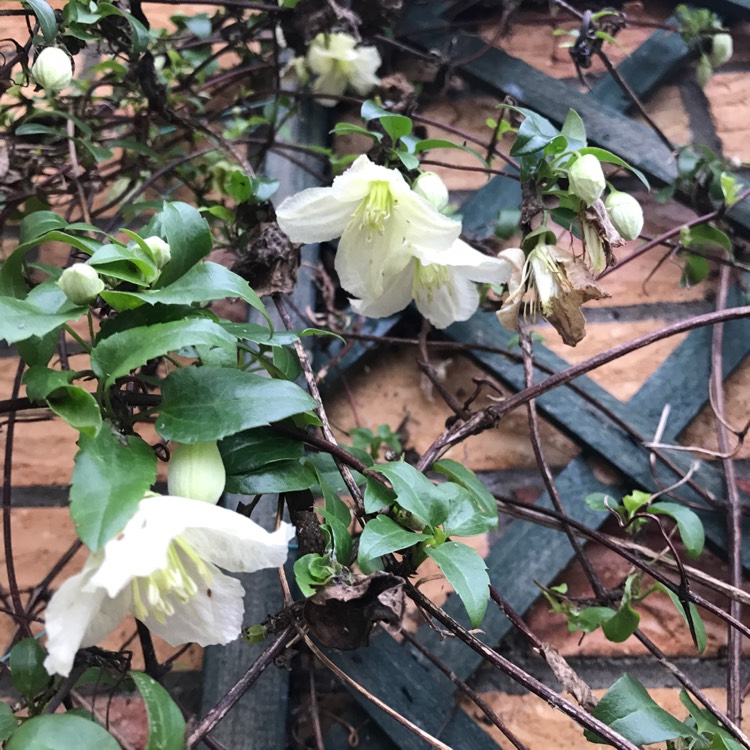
[568,154,605,207]
[32,47,73,92]
[168,441,226,504]
[142,236,171,269]
[57,263,104,305]
[605,191,644,241]
[696,55,713,88]
[413,172,450,212]
[709,33,732,68]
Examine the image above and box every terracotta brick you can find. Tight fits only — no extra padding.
[704,71,750,161]
[633,84,692,146]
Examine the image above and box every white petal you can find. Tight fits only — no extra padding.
[350,264,415,318]
[331,155,410,203]
[275,187,355,244]
[335,215,411,299]
[141,566,245,647]
[349,47,382,95]
[398,192,462,252]
[43,560,128,677]
[415,270,480,329]
[312,68,349,105]
[416,239,511,284]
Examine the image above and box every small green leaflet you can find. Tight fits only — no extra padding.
[131,672,186,750]
[6,714,120,749]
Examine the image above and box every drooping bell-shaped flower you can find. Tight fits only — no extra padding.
[568,154,606,207]
[301,32,381,106]
[43,495,294,677]
[168,441,226,504]
[57,263,105,305]
[32,46,73,92]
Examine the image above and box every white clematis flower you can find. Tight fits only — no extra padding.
[276,155,510,328]
[43,495,294,677]
[352,239,510,329]
[303,32,381,106]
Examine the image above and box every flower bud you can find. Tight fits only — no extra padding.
[604,191,644,241]
[168,441,226,504]
[413,172,450,212]
[57,263,104,305]
[32,47,73,92]
[143,236,171,269]
[709,33,732,68]
[568,154,605,207]
[696,55,713,88]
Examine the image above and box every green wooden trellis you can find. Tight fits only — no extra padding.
[308,4,750,748]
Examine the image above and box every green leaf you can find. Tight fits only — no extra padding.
[656,584,707,653]
[314,467,352,564]
[101,261,269,321]
[507,106,559,157]
[156,366,318,442]
[220,322,296,347]
[96,2,150,54]
[601,603,640,642]
[412,138,489,168]
[587,674,702,745]
[425,542,489,627]
[432,459,497,518]
[364,477,395,513]
[359,515,422,561]
[622,489,651,515]
[91,319,236,385]
[294,553,336,597]
[24,0,58,43]
[571,606,616,634]
[0,702,17,742]
[0,298,83,344]
[330,122,382,141]
[220,427,303,474]
[684,224,732,254]
[156,202,213,287]
[560,109,587,149]
[70,427,156,550]
[377,462,449,528]
[6,714,120,750]
[584,492,617,512]
[680,691,740,748]
[131,672,186,750]
[88,242,159,287]
[578,146,650,189]
[680,253,710,287]
[10,638,49,697]
[441,483,497,537]
[650,501,705,557]
[226,460,316,494]
[360,101,412,143]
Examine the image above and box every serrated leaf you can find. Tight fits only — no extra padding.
[226,460,316,494]
[441,483,497,537]
[650,501,705,558]
[101,261,268,320]
[425,542,489,627]
[10,638,48,697]
[156,366,318,442]
[358,515,422,561]
[155,202,213,287]
[91,319,236,385]
[0,298,83,344]
[294,553,335,597]
[433,459,497,518]
[131,672,186,750]
[70,428,156,550]
[6,714,120,750]
[220,427,304,474]
[508,106,559,156]
[587,674,701,745]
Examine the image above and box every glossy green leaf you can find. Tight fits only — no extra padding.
[24,0,57,43]
[584,492,618,512]
[377,462,449,528]
[656,584,706,653]
[433,459,497,518]
[680,691,740,748]
[220,427,303,474]
[88,242,158,287]
[91,319,236,385]
[0,298,83,344]
[508,106,559,156]
[441,483,498,537]
[601,604,640,643]
[156,202,213,287]
[364,478,395,513]
[425,542,489,627]
[314,466,352,564]
[294,553,336,597]
[131,672,186,750]
[226,460,316,494]
[70,428,156,550]
[587,674,701,745]
[0,702,17,742]
[10,638,49,697]
[570,606,616,634]
[680,253,710,287]
[560,109,587,149]
[156,366,318,442]
[650,501,705,557]
[358,515,422,561]
[330,122,382,141]
[7,714,120,750]
[578,146,650,189]
[685,224,733,254]
[97,2,149,54]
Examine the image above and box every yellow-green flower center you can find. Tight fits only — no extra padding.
[131,537,212,624]
[359,181,394,235]
[413,260,451,302]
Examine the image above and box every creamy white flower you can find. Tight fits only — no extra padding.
[276,155,462,300]
[352,239,510,329]
[303,32,381,106]
[44,495,294,677]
